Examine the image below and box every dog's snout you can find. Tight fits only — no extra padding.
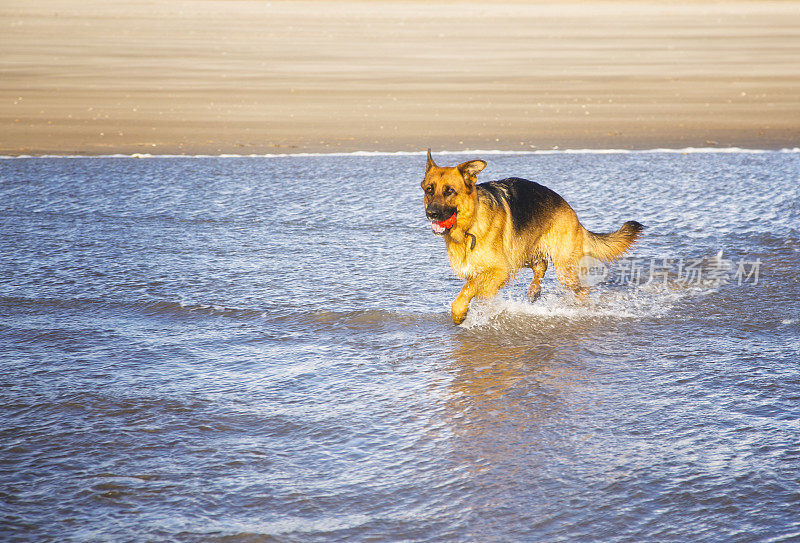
[425,203,440,220]
[426,203,455,222]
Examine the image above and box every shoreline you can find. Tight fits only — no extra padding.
[4,147,800,159]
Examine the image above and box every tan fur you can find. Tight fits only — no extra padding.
[422,150,642,324]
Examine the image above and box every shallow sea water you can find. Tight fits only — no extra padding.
[1,151,799,542]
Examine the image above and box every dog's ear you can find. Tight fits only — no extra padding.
[458,160,486,191]
[426,148,437,173]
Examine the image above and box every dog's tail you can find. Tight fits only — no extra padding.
[583,220,644,262]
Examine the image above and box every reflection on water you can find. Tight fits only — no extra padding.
[448,320,588,421]
[446,333,569,480]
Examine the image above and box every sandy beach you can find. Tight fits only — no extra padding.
[1,0,799,155]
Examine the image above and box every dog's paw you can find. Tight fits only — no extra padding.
[451,298,469,325]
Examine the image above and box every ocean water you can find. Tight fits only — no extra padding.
[1,150,798,542]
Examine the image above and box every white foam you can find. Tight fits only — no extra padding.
[457,284,692,329]
[1,148,798,159]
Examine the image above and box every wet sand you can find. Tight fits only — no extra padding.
[1,0,799,155]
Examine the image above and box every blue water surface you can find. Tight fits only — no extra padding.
[1,151,799,542]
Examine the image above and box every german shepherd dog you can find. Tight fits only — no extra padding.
[422,150,643,324]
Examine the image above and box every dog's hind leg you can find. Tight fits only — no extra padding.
[553,257,590,298]
[527,259,548,302]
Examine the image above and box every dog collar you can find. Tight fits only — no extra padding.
[466,232,476,251]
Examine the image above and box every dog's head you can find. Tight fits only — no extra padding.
[421,149,486,235]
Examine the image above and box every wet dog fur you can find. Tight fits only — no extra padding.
[422,149,643,324]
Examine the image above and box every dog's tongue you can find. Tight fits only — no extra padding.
[431,212,457,234]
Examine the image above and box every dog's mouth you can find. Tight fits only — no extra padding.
[431,212,457,235]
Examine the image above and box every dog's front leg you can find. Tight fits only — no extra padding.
[451,268,510,325]
[451,281,477,325]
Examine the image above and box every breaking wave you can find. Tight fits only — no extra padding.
[2,148,799,159]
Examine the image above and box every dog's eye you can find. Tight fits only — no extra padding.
[444,187,456,196]
[425,185,434,195]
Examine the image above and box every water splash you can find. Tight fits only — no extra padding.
[458,280,715,330]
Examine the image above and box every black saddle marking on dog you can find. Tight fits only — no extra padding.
[478,178,567,233]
